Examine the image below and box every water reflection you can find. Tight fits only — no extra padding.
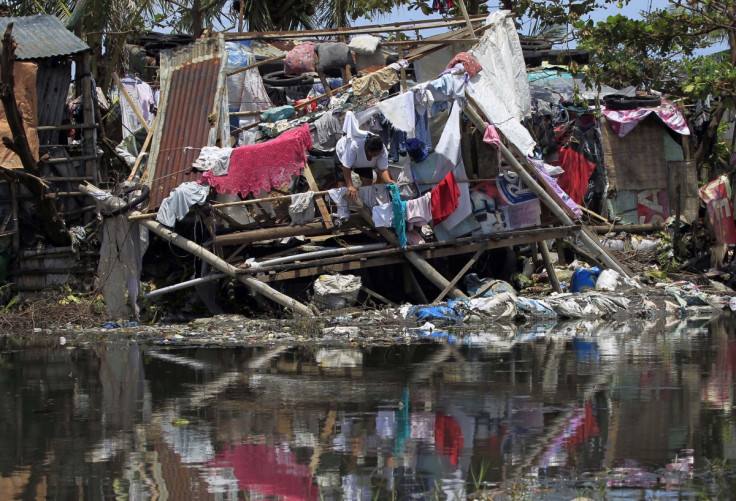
[1,314,735,499]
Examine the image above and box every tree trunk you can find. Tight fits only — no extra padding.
[0,24,70,246]
[192,0,204,38]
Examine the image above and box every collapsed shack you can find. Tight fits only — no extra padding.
[73,10,645,322]
[0,15,98,294]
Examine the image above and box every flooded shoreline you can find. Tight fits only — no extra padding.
[2,312,736,499]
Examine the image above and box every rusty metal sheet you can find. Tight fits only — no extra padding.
[0,15,89,60]
[144,35,228,210]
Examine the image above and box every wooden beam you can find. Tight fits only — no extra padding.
[361,285,398,307]
[303,163,333,229]
[79,52,98,190]
[538,239,562,293]
[433,248,483,303]
[258,226,574,282]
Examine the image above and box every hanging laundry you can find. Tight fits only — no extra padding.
[405,138,429,163]
[314,110,341,147]
[119,77,155,139]
[482,123,502,168]
[405,192,433,227]
[431,0,454,14]
[352,67,399,97]
[445,52,482,78]
[388,183,407,248]
[377,91,415,134]
[326,187,350,219]
[284,41,316,75]
[372,202,393,228]
[430,171,460,225]
[414,111,432,153]
[156,181,210,227]
[551,145,596,205]
[342,110,369,140]
[202,124,312,198]
[359,184,390,208]
[288,191,315,226]
[191,146,233,176]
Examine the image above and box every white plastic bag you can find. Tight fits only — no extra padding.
[313,274,362,310]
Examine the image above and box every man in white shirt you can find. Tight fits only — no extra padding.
[335,134,394,200]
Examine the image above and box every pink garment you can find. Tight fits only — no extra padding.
[602,99,690,137]
[202,124,312,197]
[405,192,432,227]
[482,123,502,167]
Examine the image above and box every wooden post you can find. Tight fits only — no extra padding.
[9,181,18,253]
[397,46,407,93]
[315,67,332,105]
[539,240,562,293]
[112,72,150,133]
[302,164,334,229]
[456,0,476,37]
[555,238,566,266]
[132,213,315,317]
[433,248,482,303]
[80,53,99,189]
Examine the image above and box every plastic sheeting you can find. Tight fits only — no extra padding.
[468,10,535,156]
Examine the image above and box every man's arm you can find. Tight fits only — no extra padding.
[342,166,359,199]
[378,168,393,185]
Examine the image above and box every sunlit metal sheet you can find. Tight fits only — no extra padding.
[0,15,89,60]
[143,34,228,210]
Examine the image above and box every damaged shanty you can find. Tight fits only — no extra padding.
[0,15,98,294]
[71,10,641,321]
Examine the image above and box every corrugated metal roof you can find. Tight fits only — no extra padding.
[0,15,89,60]
[143,35,228,210]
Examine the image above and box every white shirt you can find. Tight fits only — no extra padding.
[336,136,388,171]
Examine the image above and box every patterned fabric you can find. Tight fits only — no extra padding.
[284,42,315,75]
[201,124,312,197]
[602,99,690,138]
[446,52,482,77]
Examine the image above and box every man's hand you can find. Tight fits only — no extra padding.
[346,185,359,200]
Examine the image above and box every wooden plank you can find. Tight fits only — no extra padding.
[361,285,398,307]
[80,52,99,190]
[315,67,332,105]
[258,227,574,282]
[433,248,483,303]
[128,114,159,182]
[303,163,334,229]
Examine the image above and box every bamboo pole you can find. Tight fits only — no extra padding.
[538,240,562,293]
[132,212,315,316]
[127,113,159,182]
[456,0,476,36]
[225,15,487,40]
[433,248,482,302]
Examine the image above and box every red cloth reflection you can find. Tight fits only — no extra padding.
[435,413,464,465]
[211,444,319,500]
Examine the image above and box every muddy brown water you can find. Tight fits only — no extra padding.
[2,315,736,500]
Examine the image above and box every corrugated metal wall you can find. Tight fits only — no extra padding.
[143,35,227,210]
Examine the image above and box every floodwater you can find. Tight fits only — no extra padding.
[2,315,736,500]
